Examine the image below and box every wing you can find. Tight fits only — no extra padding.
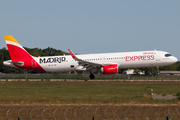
[68,49,103,71]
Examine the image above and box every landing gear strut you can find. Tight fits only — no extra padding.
[156,66,160,75]
[89,72,95,79]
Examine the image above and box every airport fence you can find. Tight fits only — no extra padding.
[0,73,180,81]
[0,104,180,120]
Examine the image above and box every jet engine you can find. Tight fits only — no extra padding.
[100,64,118,75]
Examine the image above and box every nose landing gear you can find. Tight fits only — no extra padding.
[156,66,160,75]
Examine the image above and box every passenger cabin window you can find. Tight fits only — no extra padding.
[165,54,171,57]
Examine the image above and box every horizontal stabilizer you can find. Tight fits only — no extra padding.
[3,60,24,66]
[12,61,24,66]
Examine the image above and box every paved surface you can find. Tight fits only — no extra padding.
[153,96,178,100]
[1,79,180,81]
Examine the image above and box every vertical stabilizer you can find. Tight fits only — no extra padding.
[4,35,30,61]
[4,35,45,72]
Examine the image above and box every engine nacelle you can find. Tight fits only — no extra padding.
[100,64,118,75]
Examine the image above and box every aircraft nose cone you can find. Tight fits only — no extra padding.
[175,57,178,62]
[173,57,178,63]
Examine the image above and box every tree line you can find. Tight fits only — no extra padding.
[0,47,179,74]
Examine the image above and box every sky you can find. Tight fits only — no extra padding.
[0,1,180,59]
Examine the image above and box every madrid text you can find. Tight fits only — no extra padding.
[39,57,66,64]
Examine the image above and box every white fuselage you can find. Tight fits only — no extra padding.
[32,50,178,72]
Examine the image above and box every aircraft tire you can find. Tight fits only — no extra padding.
[89,74,95,79]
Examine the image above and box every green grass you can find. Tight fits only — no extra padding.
[0,81,180,104]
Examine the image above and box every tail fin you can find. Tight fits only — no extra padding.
[4,35,31,61]
[4,35,45,72]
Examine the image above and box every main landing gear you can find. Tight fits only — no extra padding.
[89,72,95,79]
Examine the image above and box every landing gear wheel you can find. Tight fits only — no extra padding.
[89,74,95,79]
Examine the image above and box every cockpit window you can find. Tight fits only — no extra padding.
[165,54,171,57]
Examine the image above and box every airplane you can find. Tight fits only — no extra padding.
[3,35,178,79]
